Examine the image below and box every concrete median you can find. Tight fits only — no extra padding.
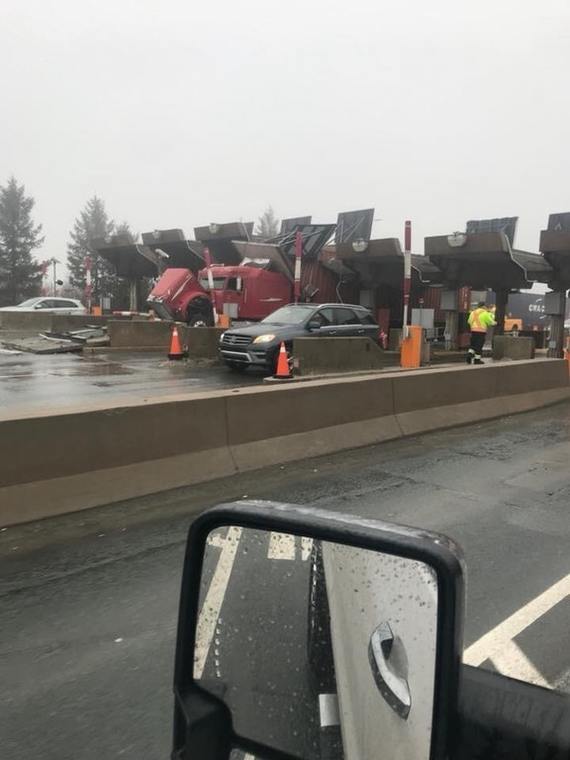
[0,312,126,332]
[293,336,395,374]
[1,359,569,526]
[107,321,224,358]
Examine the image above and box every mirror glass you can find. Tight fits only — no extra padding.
[194,527,438,760]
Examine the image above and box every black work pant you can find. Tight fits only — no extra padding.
[469,331,486,358]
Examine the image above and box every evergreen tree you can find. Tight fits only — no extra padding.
[67,196,114,302]
[103,221,137,309]
[0,177,44,306]
[256,205,280,238]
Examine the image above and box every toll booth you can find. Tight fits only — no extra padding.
[334,238,443,333]
[92,234,165,311]
[539,217,570,357]
[425,232,551,349]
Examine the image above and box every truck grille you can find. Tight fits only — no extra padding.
[221,334,252,347]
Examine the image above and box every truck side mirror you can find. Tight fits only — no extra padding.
[173,501,464,760]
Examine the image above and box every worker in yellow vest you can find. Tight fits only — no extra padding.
[467,302,496,365]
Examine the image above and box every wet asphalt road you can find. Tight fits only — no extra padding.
[1,404,569,759]
[0,350,261,413]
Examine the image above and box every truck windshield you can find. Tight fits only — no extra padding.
[198,277,225,290]
[261,305,316,325]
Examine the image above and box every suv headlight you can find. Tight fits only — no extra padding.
[253,334,276,344]
[219,332,226,343]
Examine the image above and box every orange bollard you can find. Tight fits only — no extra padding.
[274,342,292,378]
[400,325,423,369]
[168,324,186,360]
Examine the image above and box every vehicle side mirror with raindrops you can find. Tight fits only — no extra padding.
[172,501,465,760]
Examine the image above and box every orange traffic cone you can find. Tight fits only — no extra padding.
[274,342,291,378]
[168,324,186,360]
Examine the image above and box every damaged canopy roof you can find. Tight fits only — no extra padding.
[194,221,253,266]
[141,229,205,271]
[232,241,294,281]
[270,223,336,260]
[91,235,162,278]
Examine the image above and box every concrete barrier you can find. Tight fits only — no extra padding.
[108,319,174,348]
[492,335,535,361]
[0,312,129,332]
[293,336,395,375]
[1,359,568,526]
[107,321,224,358]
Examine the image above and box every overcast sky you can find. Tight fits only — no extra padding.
[2,0,570,272]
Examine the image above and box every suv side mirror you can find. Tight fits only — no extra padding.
[173,501,464,760]
[307,319,321,331]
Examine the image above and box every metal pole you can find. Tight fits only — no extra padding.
[403,220,412,339]
[52,259,57,296]
[294,231,303,303]
[203,246,218,325]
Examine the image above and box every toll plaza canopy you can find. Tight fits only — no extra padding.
[424,232,552,290]
[140,229,204,272]
[334,237,443,288]
[539,230,570,288]
[194,221,253,266]
[232,241,294,281]
[91,235,163,278]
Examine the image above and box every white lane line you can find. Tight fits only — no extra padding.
[207,533,226,549]
[464,573,570,672]
[491,640,551,688]
[194,526,242,679]
[319,693,340,727]
[301,537,314,561]
[268,532,296,560]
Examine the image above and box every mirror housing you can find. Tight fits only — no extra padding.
[173,501,465,760]
[307,320,321,331]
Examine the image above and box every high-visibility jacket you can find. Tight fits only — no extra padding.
[468,308,496,333]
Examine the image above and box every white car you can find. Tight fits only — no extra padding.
[0,297,86,315]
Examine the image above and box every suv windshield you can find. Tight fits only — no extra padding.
[261,305,316,325]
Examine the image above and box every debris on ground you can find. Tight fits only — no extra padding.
[0,325,109,354]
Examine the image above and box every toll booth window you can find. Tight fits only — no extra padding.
[334,308,361,325]
[199,277,225,290]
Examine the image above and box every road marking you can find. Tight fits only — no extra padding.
[319,693,340,727]
[268,532,296,560]
[491,640,551,688]
[464,573,570,683]
[301,537,314,561]
[194,526,242,679]
[207,533,226,549]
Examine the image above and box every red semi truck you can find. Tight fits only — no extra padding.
[147,264,295,326]
[147,233,350,325]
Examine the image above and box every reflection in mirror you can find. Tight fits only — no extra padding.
[194,527,438,760]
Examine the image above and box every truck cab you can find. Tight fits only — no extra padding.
[198,264,291,322]
[147,264,292,325]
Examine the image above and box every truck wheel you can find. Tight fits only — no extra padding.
[188,313,213,328]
